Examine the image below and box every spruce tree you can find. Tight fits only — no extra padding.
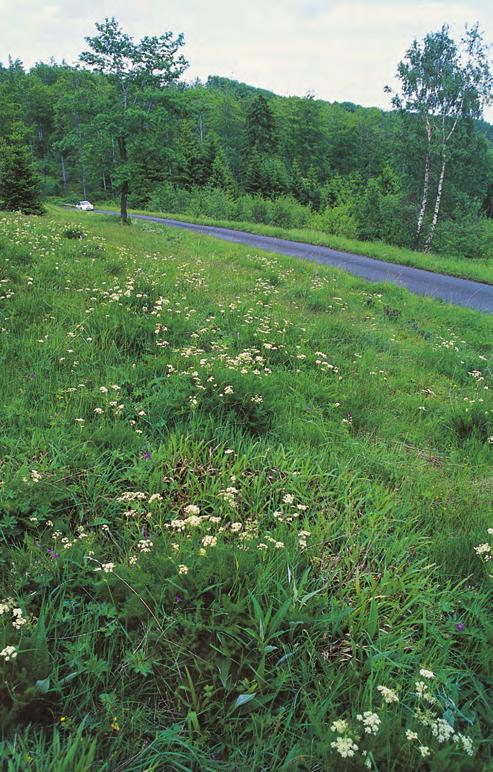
[0,127,44,214]
[208,149,235,193]
[244,150,264,195]
[245,94,276,154]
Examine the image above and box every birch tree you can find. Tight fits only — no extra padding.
[387,24,492,252]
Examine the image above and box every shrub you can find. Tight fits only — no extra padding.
[63,225,86,240]
[271,195,311,229]
[433,215,493,259]
[321,202,359,238]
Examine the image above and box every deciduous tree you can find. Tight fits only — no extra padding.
[387,24,492,251]
[80,17,188,222]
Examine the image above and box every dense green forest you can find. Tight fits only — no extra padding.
[0,19,492,258]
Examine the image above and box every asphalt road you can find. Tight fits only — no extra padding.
[95,210,493,313]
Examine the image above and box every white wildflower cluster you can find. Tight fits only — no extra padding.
[406,721,474,759]
[399,666,476,761]
[184,504,200,517]
[220,487,239,509]
[137,539,153,553]
[455,734,474,756]
[357,711,381,735]
[0,599,28,630]
[166,507,221,533]
[94,562,115,574]
[474,542,491,559]
[430,718,455,743]
[0,645,18,662]
[330,735,359,758]
[330,720,348,733]
[314,351,340,375]
[329,719,359,757]
[298,530,311,550]
[0,599,12,615]
[377,685,399,704]
[11,607,27,629]
[264,535,284,550]
[118,491,147,502]
[415,680,435,703]
[48,522,89,551]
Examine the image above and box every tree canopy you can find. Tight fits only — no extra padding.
[0,20,492,256]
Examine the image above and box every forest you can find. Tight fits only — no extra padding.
[0,18,492,260]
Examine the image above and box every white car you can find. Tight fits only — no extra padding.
[76,200,94,211]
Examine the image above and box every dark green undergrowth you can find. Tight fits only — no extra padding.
[0,209,492,770]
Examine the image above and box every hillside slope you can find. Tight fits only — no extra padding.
[0,209,492,770]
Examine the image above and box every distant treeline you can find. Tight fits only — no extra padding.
[1,59,492,257]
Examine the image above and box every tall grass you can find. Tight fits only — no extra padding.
[0,209,492,770]
[94,201,493,285]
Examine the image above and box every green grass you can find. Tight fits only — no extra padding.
[94,203,493,285]
[1,208,492,770]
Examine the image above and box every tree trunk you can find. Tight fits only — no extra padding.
[199,114,205,146]
[117,135,130,224]
[414,120,432,250]
[424,155,446,254]
[120,180,129,224]
[60,153,67,193]
[414,151,430,249]
[81,164,88,199]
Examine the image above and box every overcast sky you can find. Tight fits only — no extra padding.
[1,0,492,120]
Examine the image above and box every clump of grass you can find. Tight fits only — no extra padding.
[0,209,491,769]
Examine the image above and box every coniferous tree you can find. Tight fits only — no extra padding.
[0,126,44,214]
[177,121,206,189]
[208,148,235,193]
[245,94,276,154]
[244,149,264,194]
[358,178,383,241]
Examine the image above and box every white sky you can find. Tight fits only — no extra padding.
[1,0,492,120]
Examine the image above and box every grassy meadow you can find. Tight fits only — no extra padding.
[0,208,492,770]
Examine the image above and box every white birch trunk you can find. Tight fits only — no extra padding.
[424,154,446,253]
[414,152,430,248]
[414,119,432,249]
[60,153,67,192]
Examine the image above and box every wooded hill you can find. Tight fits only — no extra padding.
[1,21,492,258]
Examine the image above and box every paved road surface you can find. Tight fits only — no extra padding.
[94,210,493,313]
